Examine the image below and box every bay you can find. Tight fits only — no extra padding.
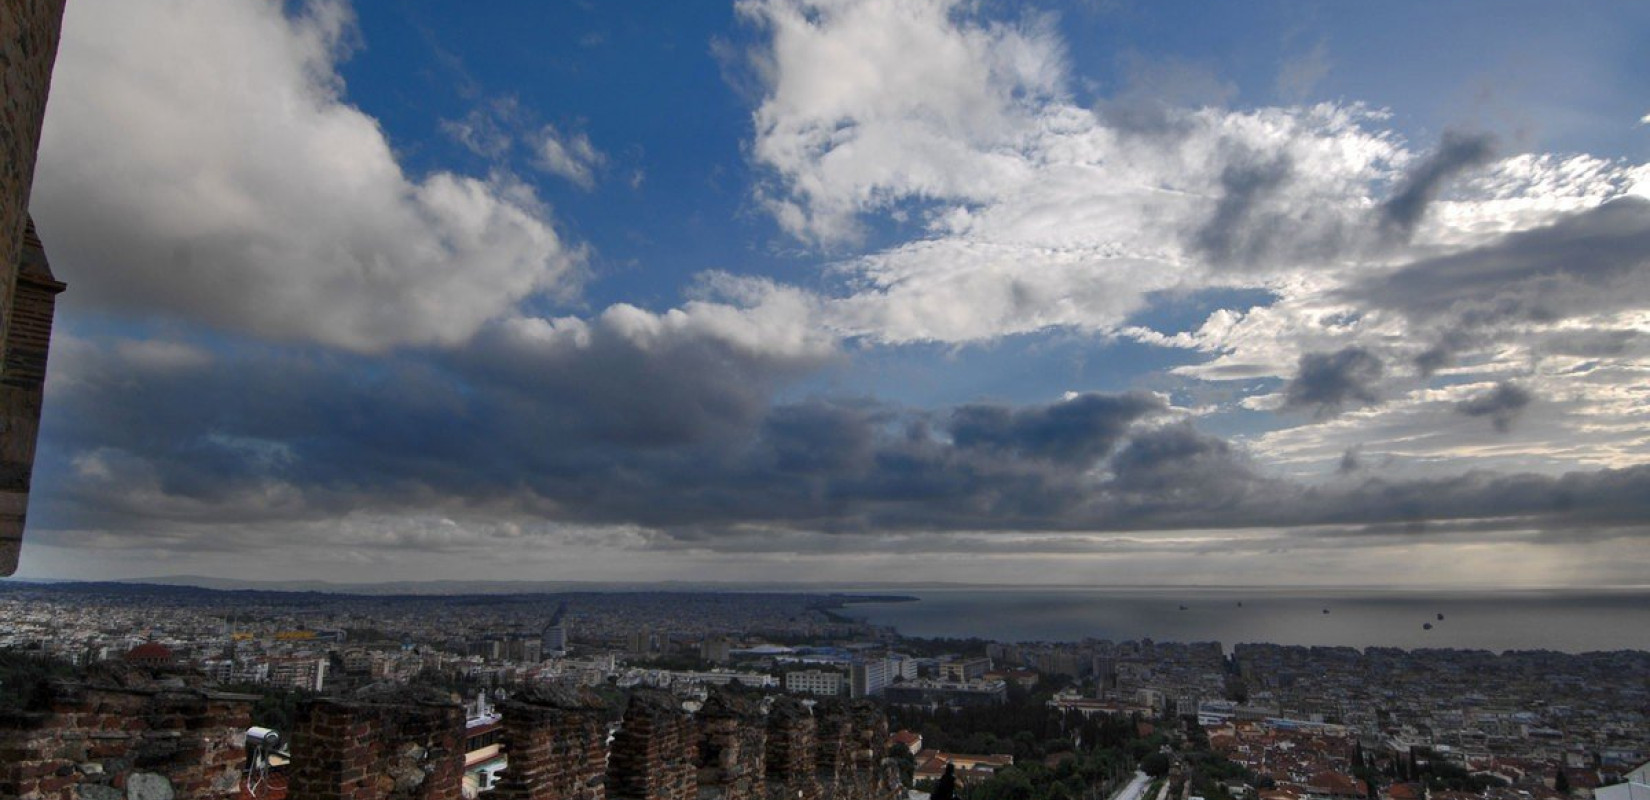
[836,586,1650,653]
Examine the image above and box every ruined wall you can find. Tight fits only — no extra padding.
[693,692,765,800]
[0,673,253,799]
[607,691,695,800]
[0,679,903,800]
[813,701,901,800]
[762,697,820,800]
[287,689,466,800]
[487,685,608,800]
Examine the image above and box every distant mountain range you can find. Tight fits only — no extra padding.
[5,574,970,597]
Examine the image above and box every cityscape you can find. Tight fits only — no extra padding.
[2,581,1646,800]
[3,1,1650,800]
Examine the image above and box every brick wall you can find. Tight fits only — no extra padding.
[0,667,253,800]
[0,216,63,574]
[487,684,608,800]
[761,697,820,800]
[0,0,68,577]
[694,691,766,800]
[287,688,466,800]
[607,691,696,800]
[0,678,904,800]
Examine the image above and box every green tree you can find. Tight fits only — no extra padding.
[933,764,958,800]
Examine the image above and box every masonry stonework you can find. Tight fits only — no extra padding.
[0,667,253,800]
[486,684,608,800]
[761,697,820,800]
[0,0,68,576]
[287,688,466,800]
[693,691,766,800]
[607,691,696,800]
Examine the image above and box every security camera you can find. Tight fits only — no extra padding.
[245,727,282,751]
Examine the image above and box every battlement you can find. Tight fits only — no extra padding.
[0,677,903,800]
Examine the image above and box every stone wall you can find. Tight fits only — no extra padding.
[607,691,696,800]
[693,692,765,800]
[0,678,903,800]
[761,697,820,800]
[488,685,608,800]
[0,216,63,575]
[0,0,68,576]
[0,668,253,800]
[287,688,466,800]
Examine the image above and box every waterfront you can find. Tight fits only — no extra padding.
[838,586,1650,652]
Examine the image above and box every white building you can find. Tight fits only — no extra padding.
[1596,762,1650,800]
[851,658,892,698]
[787,668,845,697]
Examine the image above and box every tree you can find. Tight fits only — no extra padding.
[1555,769,1570,795]
[889,743,916,787]
[1141,753,1172,778]
[933,763,958,800]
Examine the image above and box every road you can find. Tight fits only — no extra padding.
[1109,771,1153,800]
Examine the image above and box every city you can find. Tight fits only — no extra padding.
[3,1,1650,799]
[2,581,1645,799]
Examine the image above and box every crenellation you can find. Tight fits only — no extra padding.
[487,684,608,800]
[693,690,766,800]
[762,697,820,800]
[287,687,466,800]
[609,690,697,800]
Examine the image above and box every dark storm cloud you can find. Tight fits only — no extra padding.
[1194,155,1295,266]
[1283,346,1384,416]
[1455,382,1534,432]
[948,392,1163,465]
[1379,131,1497,240]
[33,324,1650,550]
[1352,197,1650,326]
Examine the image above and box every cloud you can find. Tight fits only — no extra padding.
[1455,381,1534,432]
[1380,130,1498,240]
[1283,346,1384,416]
[948,392,1164,465]
[1354,197,1650,328]
[534,124,608,190]
[33,0,577,353]
[736,0,1065,245]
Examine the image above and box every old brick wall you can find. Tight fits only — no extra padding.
[693,691,765,800]
[0,0,67,577]
[486,684,608,800]
[812,701,900,800]
[762,697,819,800]
[607,691,695,800]
[0,672,252,800]
[287,689,466,800]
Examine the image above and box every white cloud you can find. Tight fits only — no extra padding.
[34,0,578,353]
[534,124,608,190]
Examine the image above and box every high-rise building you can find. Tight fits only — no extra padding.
[851,658,892,698]
[542,603,568,656]
[701,636,732,664]
[627,629,653,655]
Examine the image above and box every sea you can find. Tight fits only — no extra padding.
[834,587,1650,653]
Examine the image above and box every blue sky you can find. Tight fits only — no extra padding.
[13,0,1650,586]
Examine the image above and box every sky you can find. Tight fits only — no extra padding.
[13,0,1650,587]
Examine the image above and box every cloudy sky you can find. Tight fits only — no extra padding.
[15,0,1650,586]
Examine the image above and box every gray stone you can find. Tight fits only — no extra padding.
[125,772,175,800]
[75,785,122,800]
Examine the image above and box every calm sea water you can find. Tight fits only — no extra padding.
[836,587,1650,653]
